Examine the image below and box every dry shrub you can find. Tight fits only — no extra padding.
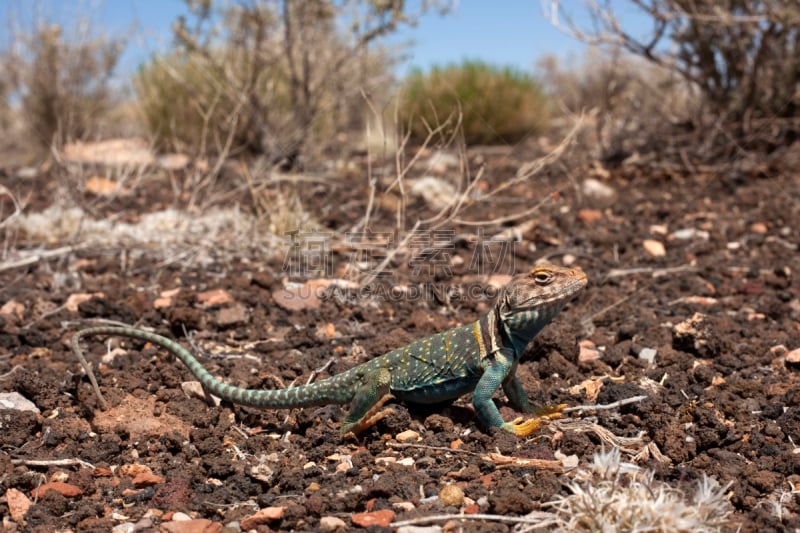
[0,71,14,131]
[8,24,124,149]
[399,60,550,145]
[135,52,272,156]
[134,0,431,166]
[546,0,800,159]
[538,49,698,161]
[136,45,392,160]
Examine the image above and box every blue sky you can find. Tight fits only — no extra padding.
[1,1,647,78]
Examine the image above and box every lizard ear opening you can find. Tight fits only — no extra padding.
[497,285,514,311]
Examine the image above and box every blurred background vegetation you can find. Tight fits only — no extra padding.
[0,0,797,168]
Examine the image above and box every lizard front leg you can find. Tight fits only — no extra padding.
[340,367,393,437]
[503,374,566,426]
[474,352,548,437]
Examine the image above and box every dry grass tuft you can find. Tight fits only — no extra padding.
[548,447,733,532]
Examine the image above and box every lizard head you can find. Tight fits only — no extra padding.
[496,264,587,328]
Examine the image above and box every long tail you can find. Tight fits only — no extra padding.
[71,326,352,409]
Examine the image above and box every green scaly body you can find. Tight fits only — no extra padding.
[72,265,587,436]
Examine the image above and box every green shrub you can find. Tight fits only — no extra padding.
[399,61,549,145]
[135,52,291,155]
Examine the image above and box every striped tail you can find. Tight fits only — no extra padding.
[71,326,354,409]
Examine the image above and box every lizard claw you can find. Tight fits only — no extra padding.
[502,416,544,437]
[342,407,394,439]
[502,404,566,437]
[531,403,567,420]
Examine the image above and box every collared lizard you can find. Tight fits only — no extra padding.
[72,264,587,436]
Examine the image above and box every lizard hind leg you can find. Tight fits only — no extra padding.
[340,367,394,438]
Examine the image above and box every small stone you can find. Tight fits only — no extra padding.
[351,510,395,528]
[214,305,248,327]
[16,166,38,179]
[154,288,181,309]
[577,209,603,224]
[31,482,83,498]
[578,339,601,363]
[426,150,460,173]
[65,138,154,166]
[321,323,337,339]
[273,285,320,311]
[0,392,40,413]
[85,175,119,195]
[411,176,458,209]
[65,292,104,312]
[120,464,153,478]
[180,381,221,406]
[463,503,480,514]
[670,228,709,241]
[396,457,415,467]
[0,299,24,322]
[556,452,580,469]
[376,457,397,465]
[649,224,668,235]
[319,516,347,531]
[6,488,32,522]
[751,222,768,234]
[638,347,657,364]
[439,484,464,507]
[677,296,718,306]
[643,239,666,257]
[134,517,154,530]
[249,463,273,483]
[112,523,136,533]
[392,501,416,512]
[240,507,286,530]
[196,289,234,306]
[158,153,190,170]
[396,429,420,443]
[132,472,165,487]
[50,471,70,483]
[786,348,800,364]
[94,467,113,477]
[581,178,616,200]
[769,345,788,357]
[160,518,220,533]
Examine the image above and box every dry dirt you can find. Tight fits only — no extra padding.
[1,145,799,532]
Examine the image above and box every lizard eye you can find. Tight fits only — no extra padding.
[533,271,552,285]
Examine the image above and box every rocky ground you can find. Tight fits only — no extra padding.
[0,141,799,531]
